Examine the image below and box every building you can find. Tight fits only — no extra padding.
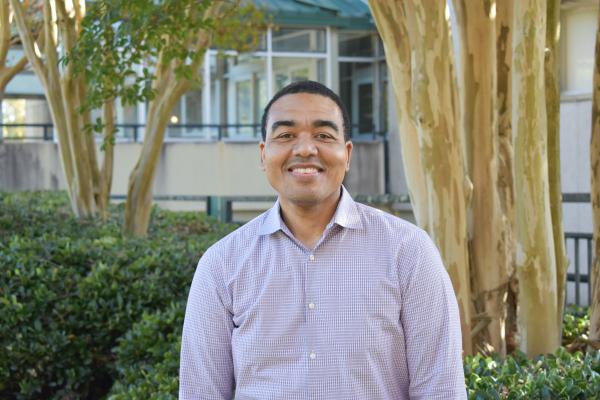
[0,0,597,302]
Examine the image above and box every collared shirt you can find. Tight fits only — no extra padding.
[180,187,466,400]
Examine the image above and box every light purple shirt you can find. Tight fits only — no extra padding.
[179,186,466,399]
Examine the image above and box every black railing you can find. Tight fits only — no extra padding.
[0,123,265,142]
[564,232,594,306]
[0,122,388,142]
[563,192,595,306]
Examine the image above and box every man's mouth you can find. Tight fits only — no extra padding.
[288,165,324,176]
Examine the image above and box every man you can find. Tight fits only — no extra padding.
[179,80,466,399]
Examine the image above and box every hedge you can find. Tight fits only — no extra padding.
[1,192,599,399]
[0,191,234,399]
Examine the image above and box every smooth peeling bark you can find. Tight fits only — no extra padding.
[55,0,96,217]
[406,0,473,355]
[590,4,600,345]
[98,99,115,220]
[0,1,28,99]
[123,71,191,236]
[513,0,560,356]
[369,0,429,231]
[9,0,80,213]
[454,0,509,356]
[123,22,211,236]
[545,0,568,335]
[495,0,518,354]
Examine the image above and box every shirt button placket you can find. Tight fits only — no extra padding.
[306,252,317,368]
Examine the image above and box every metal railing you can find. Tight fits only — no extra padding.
[0,122,387,142]
[565,232,593,306]
[109,193,410,224]
[563,192,595,306]
[0,123,264,142]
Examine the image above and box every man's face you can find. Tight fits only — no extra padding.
[259,92,353,208]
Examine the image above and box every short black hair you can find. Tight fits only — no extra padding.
[260,80,351,141]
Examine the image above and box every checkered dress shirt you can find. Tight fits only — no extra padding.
[180,186,466,399]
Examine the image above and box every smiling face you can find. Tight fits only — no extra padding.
[259,92,353,209]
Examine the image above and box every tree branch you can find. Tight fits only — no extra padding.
[0,1,11,67]
[9,0,46,80]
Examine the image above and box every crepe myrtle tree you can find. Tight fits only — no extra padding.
[67,0,265,234]
[369,0,568,357]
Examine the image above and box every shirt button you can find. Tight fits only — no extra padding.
[309,352,316,360]
[308,302,315,310]
[309,254,315,261]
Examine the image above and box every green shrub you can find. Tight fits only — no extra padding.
[465,348,600,399]
[563,304,591,345]
[0,191,234,399]
[106,304,600,400]
[108,302,184,400]
[2,191,600,399]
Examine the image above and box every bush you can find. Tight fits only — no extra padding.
[465,348,600,399]
[108,302,184,400]
[2,192,599,399]
[105,304,600,400]
[0,191,234,399]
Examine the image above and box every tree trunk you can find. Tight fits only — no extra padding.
[405,0,473,355]
[513,0,560,356]
[123,25,210,237]
[9,0,105,218]
[368,0,429,230]
[1,1,29,134]
[454,0,509,356]
[589,4,600,345]
[545,0,568,336]
[123,71,189,236]
[98,99,115,220]
[495,0,518,355]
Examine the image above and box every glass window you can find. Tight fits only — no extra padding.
[210,53,267,138]
[1,99,26,139]
[339,31,375,57]
[115,102,139,140]
[339,62,375,135]
[166,98,183,138]
[272,57,326,92]
[185,90,202,125]
[272,28,326,53]
[562,9,597,93]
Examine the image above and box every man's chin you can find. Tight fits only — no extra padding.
[281,187,341,208]
[282,189,325,206]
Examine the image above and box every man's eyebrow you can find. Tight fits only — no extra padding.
[271,120,296,132]
[313,119,339,133]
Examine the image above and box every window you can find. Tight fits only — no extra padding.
[272,57,326,91]
[561,7,598,94]
[210,53,266,138]
[339,31,375,57]
[340,63,375,135]
[272,28,326,52]
[1,99,26,139]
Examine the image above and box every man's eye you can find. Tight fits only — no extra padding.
[317,133,333,140]
[277,132,293,139]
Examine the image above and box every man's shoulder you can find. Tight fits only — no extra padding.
[353,201,427,240]
[201,208,270,259]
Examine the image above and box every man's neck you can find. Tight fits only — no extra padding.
[279,190,342,250]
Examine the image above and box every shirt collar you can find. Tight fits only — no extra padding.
[258,185,364,236]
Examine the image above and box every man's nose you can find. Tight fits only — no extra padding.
[293,134,318,157]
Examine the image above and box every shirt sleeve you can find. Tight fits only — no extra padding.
[399,230,467,400]
[179,248,235,400]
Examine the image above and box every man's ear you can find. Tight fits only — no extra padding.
[345,140,353,171]
[259,141,266,170]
